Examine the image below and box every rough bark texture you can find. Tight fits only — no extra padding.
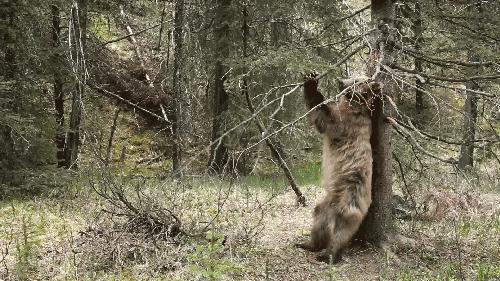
[413,1,425,117]
[0,0,17,166]
[66,0,88,169]
[51,3,66,167]
[118,4,152,86]
[105,108,120,166]
[355,0,395,244]
[208,0,231,174]
[2,0,16,79]
[171,0,184,176]
[458,84,478,169]
[458,3,482,169]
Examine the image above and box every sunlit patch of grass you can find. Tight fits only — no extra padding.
[294,161,321,186]
[239,161,321,191]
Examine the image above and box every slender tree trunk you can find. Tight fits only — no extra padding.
[356,0,395,244]
[458,3,482,169]
[0,0,17,164]
[66,0,87,169]
[118,4,153,86]
[413,1,424,117]
[171,0,184,176]
[51,2,66,167]
[105,108,121,166]
[156,0,167,50]
[2,0,16,80]
[458,81,478,169]
[208,0,231,174]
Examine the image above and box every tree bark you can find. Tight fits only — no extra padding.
[105,108,121,166]
[208,0,231,174]
[356,0,395,244]
[0,0,17,164]
[118,4,153,86]
[2,0,16,80]
[413,1,425,117]
[458,3,482,170]
[156,0,167,50]
[171,0,184,176]
[65,0,88,169]
[51,2,66,167]
[458,81,478,169]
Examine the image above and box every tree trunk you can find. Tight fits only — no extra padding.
[458,81,478,169]
[171,0,184,176]
[105,108,121,166]
[0,0,17,164]
[2,0,16,80]
[356,0,395,244]
[413,1,424,117]
[65,0,88,169]
[118,4,153,86]
[156,0,167,50]
[51,2,66,167]
[208,0,231,174]
[458,3,482,170]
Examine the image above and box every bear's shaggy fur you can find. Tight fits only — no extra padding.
[297,74,378,263]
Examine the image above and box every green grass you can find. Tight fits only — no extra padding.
[240,161,321,190]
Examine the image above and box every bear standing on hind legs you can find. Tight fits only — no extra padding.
[296,73,378,263]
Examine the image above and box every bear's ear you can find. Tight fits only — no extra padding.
[361,82,382,100]
[367,82,382,94]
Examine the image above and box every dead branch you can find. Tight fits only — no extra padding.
[117,5,153,86]
[88,83,171,124]
[322,4,371,32]
[105,108,121,166]
[427,81,497,99]
[99,23,162,47]
[243,82,306,206]
[392,118,499,147]
[387,117,458,164]
[395,45,498,68]
[391,64,500,83]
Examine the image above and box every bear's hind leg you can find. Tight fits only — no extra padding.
[296,207,331,252]
[316,208,364,263]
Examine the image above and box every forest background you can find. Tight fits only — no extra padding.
[0,0,499,280]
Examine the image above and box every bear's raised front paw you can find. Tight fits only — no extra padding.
[303,72,319,83]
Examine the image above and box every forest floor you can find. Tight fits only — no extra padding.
[0,173,499,281]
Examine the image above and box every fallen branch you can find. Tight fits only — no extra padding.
[88,83,171,124]
[99,23,161,47]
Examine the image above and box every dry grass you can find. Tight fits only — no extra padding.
[0,173,499,280]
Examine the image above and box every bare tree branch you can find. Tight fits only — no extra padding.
[391,64,500,83]
[387,117,458,164]
[88,83,171,124]
[395,45,498,67]
[99,23,162,47]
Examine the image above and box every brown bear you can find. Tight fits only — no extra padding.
[296,74,378,263]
